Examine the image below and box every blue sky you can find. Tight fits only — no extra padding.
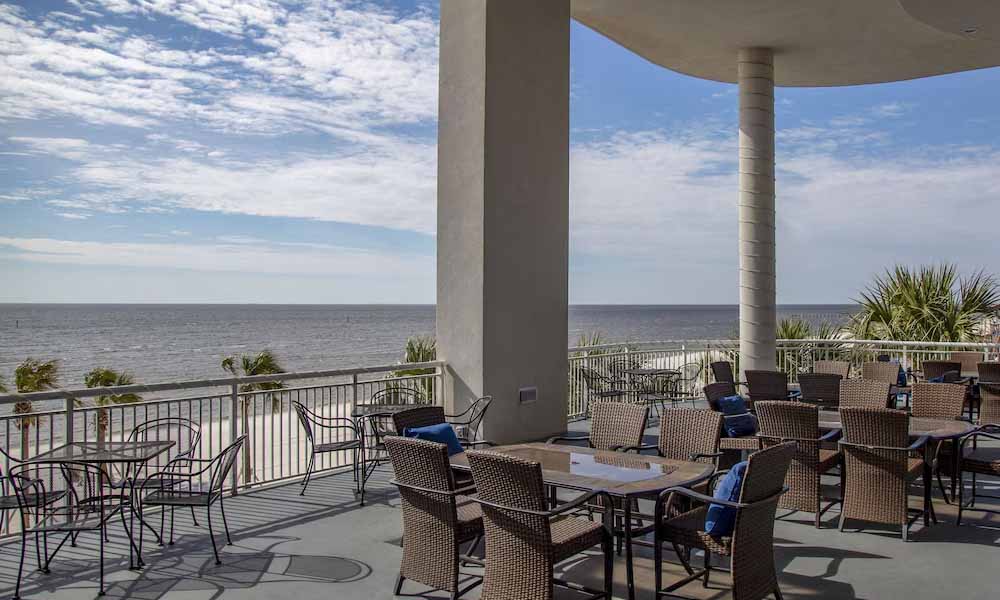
[1,1,998,304]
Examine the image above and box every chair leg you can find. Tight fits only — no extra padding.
[159,506,166,545]
[394,573,405,595]
[774,586,785,600]
[191,507,200,527]
[957,468,965,525]
[654,533,663,595]
[33,531,42,572]
[603,534,614,599]
[206,507,221,565]
[219,497,233,545]
[169,507,176,545]
[15,530,27,600]
[301,454,315,496]
[99,524,106,596]
[702,550,711,587]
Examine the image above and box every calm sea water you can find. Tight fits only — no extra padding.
[0,304,855,387]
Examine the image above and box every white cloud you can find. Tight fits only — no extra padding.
[0,235,432,276]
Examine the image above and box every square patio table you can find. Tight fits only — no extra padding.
[28,440,175,568]
[451,442,715,600]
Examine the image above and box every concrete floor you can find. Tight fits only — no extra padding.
[1,434,998,600]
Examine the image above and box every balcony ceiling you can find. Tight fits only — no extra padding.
[571,0,1000,86]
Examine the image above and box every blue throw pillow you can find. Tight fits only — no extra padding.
[896,365,908,387]
[704,461,747,537]
[718,395,748,416]
[928,375,944,383]
[404,423,464,456]
[723,413,758,437]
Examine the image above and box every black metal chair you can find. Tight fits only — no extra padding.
[577,365,629,407]
[11,461,130,598]
[448,396,494,443]
[140,435,245,564]
[292,401,364,500]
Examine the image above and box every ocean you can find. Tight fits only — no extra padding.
[0,304,856,387]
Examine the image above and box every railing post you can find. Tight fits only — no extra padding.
[351,373,359,407]
[230,382,239,496]
[64,396,74,447]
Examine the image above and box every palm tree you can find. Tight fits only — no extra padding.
[84,368,141,444]
[851,265,1000,342]
[389,336,436,401]
[14,358,59,458]
[221,351,286,484]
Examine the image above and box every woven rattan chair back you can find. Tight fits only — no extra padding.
[710,361,736,384]
[744,370,789,402]
[730,442,795,600]
[755,402,826,516]
[921,361,962,382]
[797,373,842,407]
[393,405,446,434]
[657,408,722,463]
[977,362,1000,382]
[813,360,850,378]
[949,352,984,375]
[384,436,465,593]
[839,379,890,409]
[861,362,899,384]
[911,382,965,419]
[466,451,553,600]
[980,383,1000,426]
[839,408,910,526]
[703,381,737,411]
[589,401,647,451]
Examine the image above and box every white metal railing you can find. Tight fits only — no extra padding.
[0,360,445,529]
[567,338,1000,419]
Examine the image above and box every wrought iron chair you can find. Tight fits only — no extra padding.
[838,408,930,541]
[10,461,131,598]
[292,401,364,499]
[386,436,484,599]
[140,435,245,564]
[576,365,629,408]
[756,401,842,528]
[466,450,614,600]
[651,442,795,599]
[447,396,494,443]
[797,373,843,408]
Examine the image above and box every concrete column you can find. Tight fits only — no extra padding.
[437,0,569,444]
[738,48,777,375]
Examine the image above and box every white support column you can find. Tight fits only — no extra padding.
[437,0,570,444]
[738,48,777,375]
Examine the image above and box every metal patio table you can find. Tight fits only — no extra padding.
[351,403,423,481]
[622,367,682,410]
[451,442,715,600]
[28,440,175,568]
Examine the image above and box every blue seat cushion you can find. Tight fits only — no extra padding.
[704,461,747,537]
[718,395,748,416]
[403,423,464,456]
[723,413,758,437]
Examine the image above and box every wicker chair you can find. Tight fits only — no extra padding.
[547,401,647,451]
[744,370,798,406]
[920,361,962,382]
[385,436,484,599]
[703,382,737,411]
[911,382,966,419]
[393,405,494,488]
[949,352,984,376]
[839,379,891,409]
[466,450,614,600]
[978,382,1000,425]
[838,408,930,541]
[703,382,757,467]
[796,373,842,408]
[813,360,850,378]
[651,442,795,600]
[755,401,841,528]
[977,362,1000,384]
[957,423,1000,526]
[861,361,900,385]
[645,408,723,465]
[711,361,736,384]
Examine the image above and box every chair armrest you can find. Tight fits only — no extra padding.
[690,451,723,462]
[656,484,786,513]
[390,479,468,497]
[818,429,841,442]
[460,440,496,448]
[546,434,591,446]
[839,439,926,452]
[473,490,609,518]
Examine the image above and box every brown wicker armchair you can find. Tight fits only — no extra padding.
[796,373,842,408]
[744,370,798,406]
[755,401,842,528]
[838,407,931,541]
[704,381,737,411]
[813,360,850,378]
[385,437,484,599]
[977,361,1000,384]
[911,382,966,419]
[636,408,724,465]
[839,379,891,409]
[651,442,795,600]
[711,361,736,384]
[978,382,1000,425]
[949,352,984,375]
[861,361,900,384]
[547,401,647,451]
[920,360,963,382]
[466,450,614,600]
[957,423,1000,525]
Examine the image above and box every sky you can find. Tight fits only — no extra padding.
[1,1,998,305]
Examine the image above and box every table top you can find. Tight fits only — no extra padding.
[622,368,679,377]
[28,441,175,464]
[351,403,424,418]
[817,410,973,439]
[450,442,714,497]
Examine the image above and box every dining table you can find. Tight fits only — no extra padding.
[450,442,715,600]
[27,440,176,568]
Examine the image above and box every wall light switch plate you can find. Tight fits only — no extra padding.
[519,386,538,404]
